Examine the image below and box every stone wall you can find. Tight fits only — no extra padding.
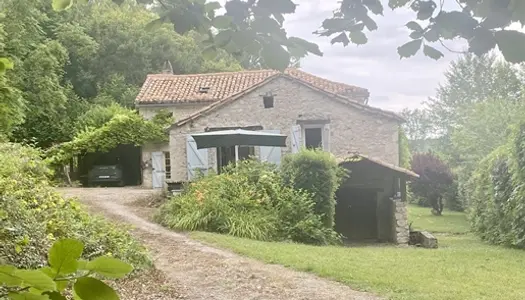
[393,198,409,244]
[169,76,401,182]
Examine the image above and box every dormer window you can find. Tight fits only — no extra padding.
[199,87,210,93]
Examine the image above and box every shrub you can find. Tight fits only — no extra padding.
[157,159,340,245]
[467,122,525,248]
[281,149,345,229]
[409,152,455,215]
[0,143,151,269]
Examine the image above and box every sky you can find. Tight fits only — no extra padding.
[282,0,466,112]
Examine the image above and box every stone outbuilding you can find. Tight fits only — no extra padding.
[135,68,416,244]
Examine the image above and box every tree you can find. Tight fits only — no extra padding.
[410,152,454,215]
[0,0,241,147]
[45,0,525,72]
[4,0,525,74]
[427,54,523,136]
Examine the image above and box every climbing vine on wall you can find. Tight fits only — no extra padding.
[46,112,170,166]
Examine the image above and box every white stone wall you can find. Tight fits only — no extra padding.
[393,199,409,244]
[169,76,400,182]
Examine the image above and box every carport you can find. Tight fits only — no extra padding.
[336,154,418,244]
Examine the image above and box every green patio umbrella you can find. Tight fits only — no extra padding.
[191,129,287,163]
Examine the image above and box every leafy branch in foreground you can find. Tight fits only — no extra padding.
[51,0,525,70]
[0,238,133,300]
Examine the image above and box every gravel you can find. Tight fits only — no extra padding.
[59,187,382,300]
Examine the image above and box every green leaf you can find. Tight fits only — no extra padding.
[287,37,322,56]
[86,256,133,279]
[273,13,285,25]
[8,292,50,300]
[257,0,296,14]
[38,267,56,279]
[330,32,350,46]
[363,0,383,15]
[397,39,423,58]
[416,1,436,20]
[261,42,290,71]
[406,21,423,32]
[212,16,233,29]
[362,16,378,31]
[43,292,67,300]
[52,0,72,11]
[349,31,368,45]
[48,239,84,275]
[205,1,221,13]
[112,0,125,5]
[14,270,56,291]
[410,31,424,39]
[434,11,478,39]
[423,45,444,60]
[424,26,440,42]
[73,277,119,300]
[495,30,525,63]
[76,260,89,270]
[388,0,411,9]
[468,27,496,56]
[0,265,22,286]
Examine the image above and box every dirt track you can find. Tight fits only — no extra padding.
[59,187,381,300]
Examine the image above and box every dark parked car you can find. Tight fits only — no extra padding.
[87,165,124,187]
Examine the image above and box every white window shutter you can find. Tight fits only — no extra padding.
[291,125,301,153]
[260,130,282,166]
[323,124,331,152]
[186,135,208,181]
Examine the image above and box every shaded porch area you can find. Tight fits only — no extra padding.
[335,154,418,244]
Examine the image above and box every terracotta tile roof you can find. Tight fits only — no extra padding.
[171,74,404,128]
[338,153,419,179]
[136,68,369,105]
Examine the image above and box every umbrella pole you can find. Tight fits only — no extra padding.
[235,146,239,165]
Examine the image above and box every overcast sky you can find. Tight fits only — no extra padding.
[282,0,467,112]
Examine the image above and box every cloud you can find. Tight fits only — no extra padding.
[283,0,465,112]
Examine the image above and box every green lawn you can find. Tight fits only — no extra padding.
[191,205,525,300]
[408,205,470,234]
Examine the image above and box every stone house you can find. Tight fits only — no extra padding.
[135,68,415,244]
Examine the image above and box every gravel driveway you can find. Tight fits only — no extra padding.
[58,187,381,300]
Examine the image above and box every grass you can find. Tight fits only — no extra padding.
[408,205,470,234]
[191,205,525,300]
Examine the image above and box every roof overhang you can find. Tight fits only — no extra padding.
[338,153,419,179]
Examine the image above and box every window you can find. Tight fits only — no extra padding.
[217,146,254,173]
[263,95,274,108]
[164,151,171,179]
[304,127,323,149]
